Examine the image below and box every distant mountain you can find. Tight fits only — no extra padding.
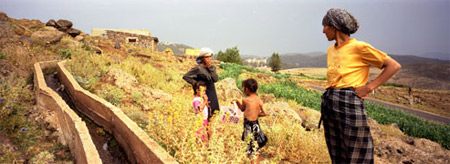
[157,42,193,55]
[279,52,449,69]
[279,53,327,69]
[421,52,450,61]
[389,54,449,65]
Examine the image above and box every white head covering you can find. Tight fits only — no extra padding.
[198,47,214,58]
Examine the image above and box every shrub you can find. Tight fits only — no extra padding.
[216,47,243,65]
[58,49,73,59]
[268,52,281,72]
[0,51,6,60]
[98,84,125,105]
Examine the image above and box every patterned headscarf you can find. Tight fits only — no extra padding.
[322,8,359,35]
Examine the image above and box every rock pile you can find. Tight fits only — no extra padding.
[45,19,81,37]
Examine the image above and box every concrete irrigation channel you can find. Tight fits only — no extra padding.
[34,61,178,164]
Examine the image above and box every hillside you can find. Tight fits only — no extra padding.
[278,52,450,90]
[1,12,450,163]
[279,52,449,69]
[157,42,193,55]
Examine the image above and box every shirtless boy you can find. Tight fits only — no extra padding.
[233,78,267,162]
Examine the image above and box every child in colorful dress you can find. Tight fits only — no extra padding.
[192,81,209,141]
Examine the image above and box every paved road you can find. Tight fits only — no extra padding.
[309,85,450,124]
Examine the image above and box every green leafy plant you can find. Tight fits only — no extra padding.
[98,84,125,105]
[0,51,6,60]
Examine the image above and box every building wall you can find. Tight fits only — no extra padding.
[106,30,157,51]
[91,29,151,37]
[185,49,200,56]
[91,28,158,51]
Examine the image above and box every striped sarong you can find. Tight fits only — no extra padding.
[320,88,374,164]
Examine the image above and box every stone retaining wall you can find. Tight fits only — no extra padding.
[34,61,102,164]
[56,61,177,164]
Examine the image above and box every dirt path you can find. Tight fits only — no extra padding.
[309,85,450,124]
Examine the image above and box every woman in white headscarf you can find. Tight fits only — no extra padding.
[183,47,220,119]
[320,8,401,164]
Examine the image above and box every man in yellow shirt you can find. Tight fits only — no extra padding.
[320,8,401,164]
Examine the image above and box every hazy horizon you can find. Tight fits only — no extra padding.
[1,0,449,60]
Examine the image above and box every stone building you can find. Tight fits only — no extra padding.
[91,29,159,51]
[243,58,268,68]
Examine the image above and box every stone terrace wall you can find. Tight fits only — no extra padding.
[106,30,158,51]
[34,61,102,164]
[56,61,177,164]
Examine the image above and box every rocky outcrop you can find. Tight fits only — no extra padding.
[45,19,56,27]
[368,118,450,164]
[66,28,81,37]
[265,101,302,123]
[102,68,138,92]
[297,106,321,131]
[102,68,172,110]
[45,19,81,38]
[30,27,65,45]
[55,19,72,31]
[0,12,8,22]
[216,78,243,101]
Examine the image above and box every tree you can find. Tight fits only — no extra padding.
[268,52,282,72]
[215,46,243,65]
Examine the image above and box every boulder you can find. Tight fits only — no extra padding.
[93,46,103,54]
[55,19,72,31]
[140,87,173,105]
[297,106,321,130]
[74,35,84,42]
[19,36,33,46]
[30,28,66,45]
[215,78,242,101]
[66,28,81,37]
[101,68,138,93]
[0,12,8,21]
[46,19,56,27]
[264,101,302,123]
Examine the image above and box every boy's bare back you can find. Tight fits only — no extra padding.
[242,95,266,121]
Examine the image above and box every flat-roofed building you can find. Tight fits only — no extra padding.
[91,28,159,51]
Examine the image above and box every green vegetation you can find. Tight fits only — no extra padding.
[58,49,73,59]
[383,82,410,88]
[215,46,243,65]
[98,84,125,105]
[0,51,6,60]
[219,62,290,80]
[268,52,281,72]
[220,63,450,149]
[1,74,71,162]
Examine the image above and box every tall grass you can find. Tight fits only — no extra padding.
[0,74,71,162]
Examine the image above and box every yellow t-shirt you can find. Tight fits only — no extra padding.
[326,38,390,89]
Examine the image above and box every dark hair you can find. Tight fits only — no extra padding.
[193,81,206,95]
[196,57,203,64]
[242,78,258,93]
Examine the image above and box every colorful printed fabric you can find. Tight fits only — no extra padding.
[321,88,374,164]
[242,118,268,155]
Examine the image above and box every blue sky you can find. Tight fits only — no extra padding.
[1,0,449,59]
